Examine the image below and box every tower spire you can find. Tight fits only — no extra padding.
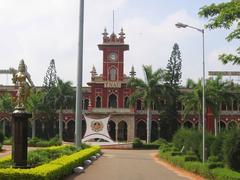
[113,10,115,33]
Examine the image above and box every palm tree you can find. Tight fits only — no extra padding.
[0,93,14,136]
[26,89,45,138]
[206,76,236,135]
[54,78,74,142]
[128,65,167,143]
[179,79,203,129]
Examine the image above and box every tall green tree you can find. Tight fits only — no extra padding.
[199,0,240,64]
[128,65,167,143]
[26,89,45,138]
[0,93,14,136]
[43,59,57,90]
[165,43,182,87]
[40,59,58,139]
[206,76,238,135]
[161,43,182,140]
[54,78,74,142]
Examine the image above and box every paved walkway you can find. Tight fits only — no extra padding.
[65,149,190,180]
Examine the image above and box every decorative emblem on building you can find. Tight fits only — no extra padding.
[91,121,104,132]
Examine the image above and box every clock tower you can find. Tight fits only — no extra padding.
[98,28,129,81]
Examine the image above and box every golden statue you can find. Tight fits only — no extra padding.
[12,60,34,110]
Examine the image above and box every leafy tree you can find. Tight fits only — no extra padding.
[205,76,235,135]
[199,0,240,64]
[54,78,74,141]
[165,43,182,87]
[223,129,240,171]
[40,86,58,139]
[128,65,167,143]
[0,93,14,136]
[26,89,45,138]
[179,79,203,129]
[40,59,58,139]
[0,93,14,113]
[160,43,182,140]
[43,59,57,90]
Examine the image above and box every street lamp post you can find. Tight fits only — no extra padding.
[75,0,84,148]
[175,22,206,163]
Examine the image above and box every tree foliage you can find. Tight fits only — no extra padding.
[0,93,14,113]
[160,43,182,140]
[43,59,57,90]
[165,43,182,86]
[128,65,167,143]
[199,0,240,64]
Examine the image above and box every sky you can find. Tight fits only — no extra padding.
[0,0,239,87]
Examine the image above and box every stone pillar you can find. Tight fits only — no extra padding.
[115,126,118,142]
[12,111,32,168]
[127,118,135,142]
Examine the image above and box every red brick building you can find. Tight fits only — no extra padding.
[0,29,239,142]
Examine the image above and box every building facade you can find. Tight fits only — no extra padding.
[1,29,240,142]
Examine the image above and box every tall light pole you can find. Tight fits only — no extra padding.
[75,0,84,148]
[175,22,206,163]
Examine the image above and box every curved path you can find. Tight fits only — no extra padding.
[66,149,192,180]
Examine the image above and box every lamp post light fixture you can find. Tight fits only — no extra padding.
[175,22,206,163]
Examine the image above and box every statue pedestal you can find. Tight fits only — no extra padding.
[12,110,32,168]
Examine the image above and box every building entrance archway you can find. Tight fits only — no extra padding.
[108,120,116,141]
[136,120,146,140]
[151,121,158,141]
[118,121,127,141]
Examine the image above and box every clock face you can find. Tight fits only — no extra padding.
[109,52,117,61]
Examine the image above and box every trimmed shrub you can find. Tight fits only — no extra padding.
[3,137,12,145]
[132,138,143,148]
[223,129,240,171]
[0,146,100,179]
[152,138,168,145]
[198,132,215,161]
[28,136,62,147]
[212,168,240,179]
[184,155,198,162]
[210,132,225,159]
[171,151,182,156]
[207,162,224,169]
[172,128,192,150]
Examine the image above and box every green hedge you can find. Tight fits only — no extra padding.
[132,138,164,149]
[0,146,100,180]
[159,150,240,179]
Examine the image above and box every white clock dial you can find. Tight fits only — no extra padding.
[109,53,117,61]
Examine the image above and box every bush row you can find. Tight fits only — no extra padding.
[159,145,240,179]
[132,138,167,149]
[0,145,82,168]
[0,146,100,180]
[3,136,62,147]
[172,128,240,172]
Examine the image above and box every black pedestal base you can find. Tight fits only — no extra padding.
[12,110,32,168]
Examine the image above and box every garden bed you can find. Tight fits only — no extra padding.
[0,145,100,180]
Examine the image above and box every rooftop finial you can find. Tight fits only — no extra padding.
[113,10,115,33]
[130,66,136,78]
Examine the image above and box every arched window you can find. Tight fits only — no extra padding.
[96,96,101,108]
[124,96,129,108]
[136,99,142,110]
[109,68,117,81]
[84,99,89,110]
[108,94,117,108]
